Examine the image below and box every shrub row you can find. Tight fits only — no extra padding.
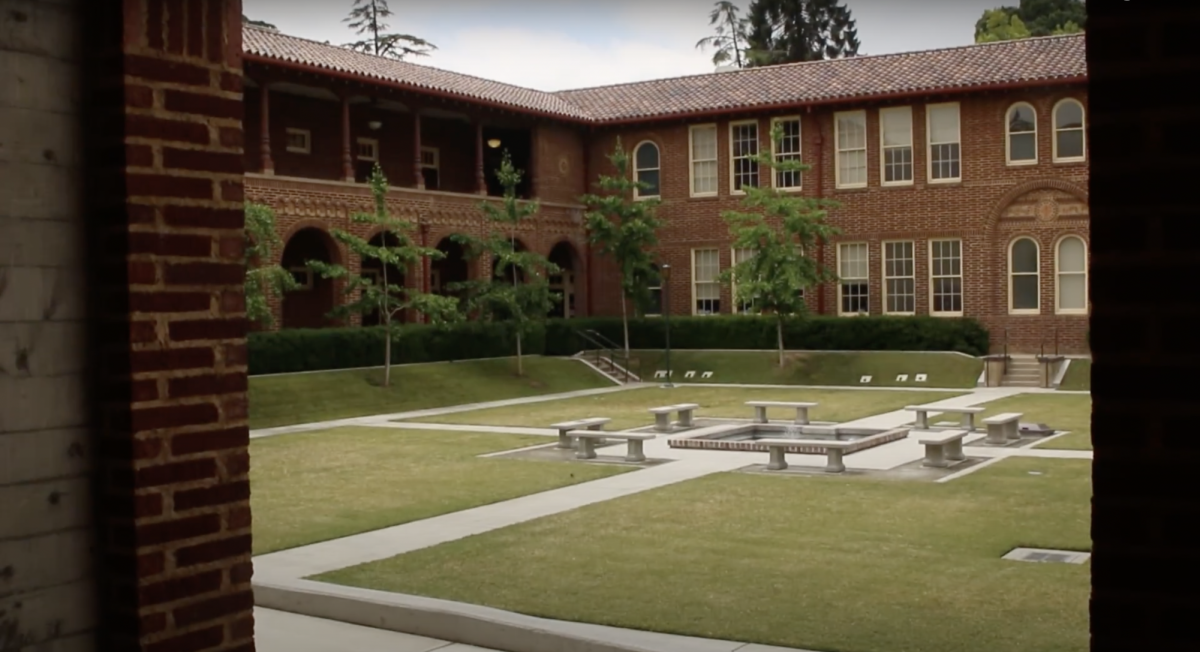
[249,315,988,375]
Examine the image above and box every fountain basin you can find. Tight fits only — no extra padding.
[668,422,908,455]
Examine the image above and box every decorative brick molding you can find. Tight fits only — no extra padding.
[986,177,1089,228]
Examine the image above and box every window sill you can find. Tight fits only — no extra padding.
[927,180,963,187]
[1054,310,1088,316]
[931,312,964,318]
[1008,310,1042,316]
[1052,158,1087,167]
[1006,160,1038,167]
[834,186,870,194]
[880,182,916,190]
[687,194,720,201]
[884,312,917,317]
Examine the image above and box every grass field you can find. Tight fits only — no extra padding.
[405,386,966,431]
[250,426,628,555]
[618,349,983,388]
[248,356,612,429]
[319,457,1091,652]
[975,393,1092,450]
[1057,358,1091,391]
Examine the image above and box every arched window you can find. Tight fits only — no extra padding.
[1009,237,1040,313]
[1056,236,1088,314]
[1006,103,1037,164]
[1053,99,1086,162]
[633,141,660,199]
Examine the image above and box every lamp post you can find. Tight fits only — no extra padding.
[661,264,673,388]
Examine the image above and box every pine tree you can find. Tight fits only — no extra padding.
[307,164,460,387]
[580,138,665,358]
[243,16,277,29]
[718,123,841,367]
[244,202,299,328]
[343,0,436,60]
[695,1,752,68]
[745,0,860,66]
[447,152,559,377]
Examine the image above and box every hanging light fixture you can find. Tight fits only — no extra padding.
[487,138,501,148]
[368,120,382,130]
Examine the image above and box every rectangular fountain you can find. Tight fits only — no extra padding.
[668,421,909,455]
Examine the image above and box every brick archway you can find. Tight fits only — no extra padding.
[280,226,341,329]
[986,178,1089,229]
[547,239,583,318]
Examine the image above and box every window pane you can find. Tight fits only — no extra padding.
[1013,275,1038,310]
[636,143,659,169]
[1012,239,1038,273]
[638,169,660,196]
[1059,274,1086,310]
[646,288,662,315]
[1058,237,1085,272]
[881,108,912,147]
[1057,130,1084,159]
[930,143,960,179]
[1008,106,1035,133]
[929,105,959,143]
[933,277,963,313]
[839,150,866,185]
[1055,101,1083,129]
[693,160,717,194]
[884,146,913,182]
[692,127,716,159]
[1009,133,1036,161]
[838,114,865,149]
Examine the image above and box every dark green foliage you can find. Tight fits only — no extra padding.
[343,0,436,60]
[745,0,860,66]
[974,0,1085,40]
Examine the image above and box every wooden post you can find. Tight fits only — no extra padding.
[260,83,274,174]
[413,111,424,190]
[475,120,486,194]
[341,94,353,182]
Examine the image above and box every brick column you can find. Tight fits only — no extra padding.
[87,1,254,651]
[1088,4,1200,652]
[259,83,273,174]
[475,120,486,194]
[413,111,425,190]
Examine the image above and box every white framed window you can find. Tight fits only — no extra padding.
[731,247,757,314]
[356,137,378,161]
[633,141,661,199]
[834,110,867,188]
[1053,99,1086,162]
[419,146,439,190]
[288,267,313,290]
[837,242,869,315]
[1006,102,1038,165]
[929,239,963,316]
[688,124,718,197]
[770,116,802,190]
[1009,237,1040,314]
[691,248,720,315]
[645,264,663,316]
[879,107,913,185]
[882,241,915,314]
[285,128,311,154]
[729,120,760,193]
[1055,236,1088,314]
[927,103,961,182]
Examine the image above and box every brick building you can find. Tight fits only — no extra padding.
[242,26,1088,353]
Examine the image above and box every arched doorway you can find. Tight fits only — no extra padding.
[431,236,469,297]
[548,241,580,318]
[361,231,406,327]
[281,227,339,329]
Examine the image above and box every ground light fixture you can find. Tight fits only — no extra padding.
[661,264,673,389]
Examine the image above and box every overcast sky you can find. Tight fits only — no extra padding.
[243,0,1003,91]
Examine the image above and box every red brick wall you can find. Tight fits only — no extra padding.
[585,87,1090,353]
[87,1,254,650]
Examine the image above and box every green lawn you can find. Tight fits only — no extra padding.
[1057,358,1091,391]
[976,393,1092,450]
[618,349,982,388]
[249,356,611,429]
[318,457,1091,652]
[250,426,628,555]
[405,386,965,431]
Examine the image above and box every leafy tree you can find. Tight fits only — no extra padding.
[343,0,436,60]
[580,138,665,358]
[307,164,460,387]
[244,202,300,328]
[243,16,277,29]
[975,8,1032,43]
[744,0,860,66]
[696,1,752,68]
[718,123,841,367]
[448,152,559,377]
[974,0,1085,41]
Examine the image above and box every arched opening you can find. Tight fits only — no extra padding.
[547,241,580,318]
[1008,237,1041,314]
[431,236,469,297]
[281,227,339,329]
[361,231,406,327]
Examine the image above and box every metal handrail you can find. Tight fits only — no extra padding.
[585,329,623,352]
[575,329,633,383]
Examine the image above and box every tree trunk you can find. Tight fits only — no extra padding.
[516,330,524,376]
[621,292,630,359]
[777,317,785,368]
[382,263,392,387]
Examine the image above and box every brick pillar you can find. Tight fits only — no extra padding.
[86,1,254,651]
[259,84,273,174]
[413,111,425,190]
[341,95,353,182]
[1088,4,1200,652]
[475,120,486,194]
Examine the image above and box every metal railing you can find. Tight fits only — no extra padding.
[575,329,634,383]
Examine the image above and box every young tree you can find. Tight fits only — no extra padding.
[307,164,460,387]
[745,0,860,66]
[448,152,559,377]
[718,123,841,367]
[579,138,665,358]
[343,0,436,60]
[243,202,300,329]
[695,1,752,68]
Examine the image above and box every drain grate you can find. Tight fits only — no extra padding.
[1002,547,1090,564]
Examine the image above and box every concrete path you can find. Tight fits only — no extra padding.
[256,607,500,652]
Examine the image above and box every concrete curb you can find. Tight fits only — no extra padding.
[253,580,763,652]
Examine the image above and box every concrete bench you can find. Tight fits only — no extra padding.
[982,412,1023,445]
[914,429,968,468]
[905,405,985,431]
[746,400,819,425]
[549,417,611,449]
[647,403,701,432]
[757,438,853,473]
[569,430,657,462]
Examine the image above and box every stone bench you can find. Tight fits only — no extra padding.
[982,412,1023,445]
[913,429,968,468]
[905,405,986,431]
[746,400,819,425]
[549,417,611,449]
[569,430,657,462]
[757,438,853,473]
[647,403,701,432]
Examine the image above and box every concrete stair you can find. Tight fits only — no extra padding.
[1001,355,1041,387]
[574,351,641,383]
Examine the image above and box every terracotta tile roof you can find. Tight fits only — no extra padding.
[243,26,1086,124]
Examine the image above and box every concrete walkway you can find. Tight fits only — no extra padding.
[256,607,500,652]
